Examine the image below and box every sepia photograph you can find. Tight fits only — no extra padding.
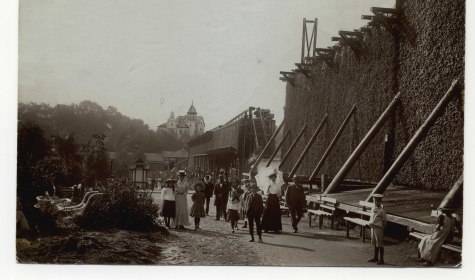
[4,0,469,272]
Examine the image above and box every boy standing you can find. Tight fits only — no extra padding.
[367,193,387,265]
[247,184,264,243]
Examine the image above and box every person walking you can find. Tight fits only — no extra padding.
[367,194,387,265]
[262,171,282,233]
[285,174,306,233]
[227,184,243,233]
[418,207,458,266]
[214,174,228,220]
[160,178,176,229]
[175,170,190,229]
[247,184,264,243]
[190,183,206,230]
[203,174,214,215]
[240,179,252,228]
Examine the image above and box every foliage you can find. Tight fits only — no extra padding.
[75,178,160,231]
[84,134,111,186]
[53,134,83,187]
[18,101,183,153]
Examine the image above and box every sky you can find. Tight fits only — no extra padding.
[19,0,394,130]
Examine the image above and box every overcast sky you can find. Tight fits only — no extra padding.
[18,0,394,130]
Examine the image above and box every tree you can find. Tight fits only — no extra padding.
[85,134,111,186]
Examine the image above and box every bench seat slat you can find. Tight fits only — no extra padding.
[344,217,370,227]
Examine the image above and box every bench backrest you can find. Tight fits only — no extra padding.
[306,195,320,203]
[359,200,374,209]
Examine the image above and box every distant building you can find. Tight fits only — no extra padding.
[158,102,205,142]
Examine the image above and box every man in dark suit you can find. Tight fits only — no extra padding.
[247,184,264,243]
[214,174,228,220]
[285,174,306,233]
[203,175,214,215]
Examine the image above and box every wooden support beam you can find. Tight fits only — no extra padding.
[437,173,463,210]
[295,63,310,79]
[361,15,374,20]
[266,130,291,167]
[278,124,307,169]
[339,30,363,38]
[366,77,463,200]
[288,114,328,178]
[309,105,357,181]
[331,36,341,42]
[315,48,334,53]
[280,71,297,76]
[372,11,399,37]
[370,7,398,15]
[338,31,362,56]
[249,120,285,175]
[323,92,401,195]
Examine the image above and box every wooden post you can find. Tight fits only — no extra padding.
[321,174,328,193]
[366,77,463,200]
[266,130,291,167]
[323,93,401,195]
[438,174,463,210]
[288,114,328,178]
[301,18,306,64]
[309,105,357,181]
[313,18,318,58]
[278,124,307,169]
[249,120,285,175]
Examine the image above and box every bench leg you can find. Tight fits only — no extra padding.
[318,215,323,229]
[346,221,349,238]
[309,213,312,227]
[362,226,365,242]
[331,216,334,230]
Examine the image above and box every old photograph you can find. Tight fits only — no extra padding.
[13,0,464,268]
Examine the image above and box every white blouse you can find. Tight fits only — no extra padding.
[161,187,175,201]
[267,182,281,195]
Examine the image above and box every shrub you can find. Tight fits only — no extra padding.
[75,178,159,231]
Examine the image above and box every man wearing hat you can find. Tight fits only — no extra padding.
[203,174,214,215]
[261,171,283,233]
[247,183,264,243]
[367,193,387,265]
[214,173,229,220]
[285,175,306,233]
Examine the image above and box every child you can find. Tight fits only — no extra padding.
[227,184,243,233]
[367,193,387,265]
[190,183,206,230]
[240,180,252,228]
[247,184,264,243]
[160,179,176,229]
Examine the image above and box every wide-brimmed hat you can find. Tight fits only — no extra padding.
[372,193,384,198]
[177,170,186,176]
[164,178,177,183]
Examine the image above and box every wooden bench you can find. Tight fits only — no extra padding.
[409,231,462,254]
[343,200,373,242]
[307,196,337,229]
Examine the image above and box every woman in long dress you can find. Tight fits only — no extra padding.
[418,207,457,266]
[174,170,190,229]
[261,172,282,233]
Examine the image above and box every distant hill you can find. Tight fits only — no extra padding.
[18,101,183,153]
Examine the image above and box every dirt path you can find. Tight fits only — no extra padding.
[153,192,455,267]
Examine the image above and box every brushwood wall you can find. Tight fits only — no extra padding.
[281,0,464,191]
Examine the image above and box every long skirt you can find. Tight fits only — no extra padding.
[261,194,282,231]
[161,200,176,218]
[175,193,190,226]
[418,230,450,263]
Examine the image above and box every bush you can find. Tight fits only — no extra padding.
[75,178,159,231]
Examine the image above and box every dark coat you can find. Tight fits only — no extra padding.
[214,180,229,205]
[285,183,306,209]
[247,193,264,216]
[203,181,214,198]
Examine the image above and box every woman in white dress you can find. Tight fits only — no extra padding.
[174,170,190,229]
[418,207,458,266]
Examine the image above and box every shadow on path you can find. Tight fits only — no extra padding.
[260,242,315,252]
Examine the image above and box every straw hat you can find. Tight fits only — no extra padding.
[177,170,186,176]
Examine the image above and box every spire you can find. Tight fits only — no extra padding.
[187,101,197,115]
[169,111,175,120]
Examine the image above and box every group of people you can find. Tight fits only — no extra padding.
[159,169,459,266]
[158,168,307,243]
